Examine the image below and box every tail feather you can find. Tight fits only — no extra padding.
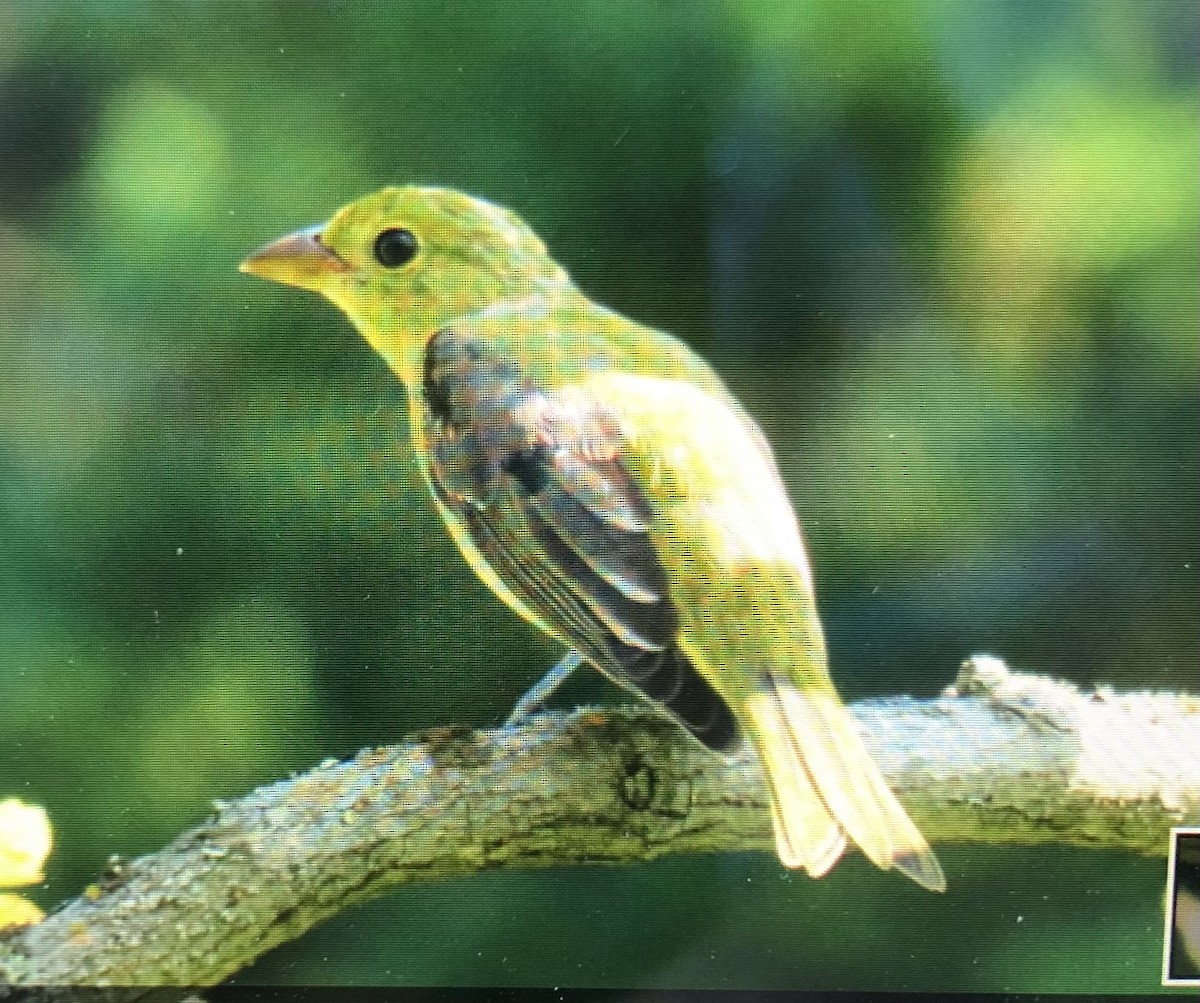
[744,688,846,877]
[745,671,945,892]
[772,680,899,871]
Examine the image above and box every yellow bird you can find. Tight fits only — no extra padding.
[241,186,944,890]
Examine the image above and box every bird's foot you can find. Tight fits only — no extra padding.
[504,650,584,727]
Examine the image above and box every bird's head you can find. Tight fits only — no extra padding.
[240,186,568,378]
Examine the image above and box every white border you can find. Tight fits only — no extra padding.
[1163,826,1200,986]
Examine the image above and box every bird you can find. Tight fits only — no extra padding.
[240,186,945,891]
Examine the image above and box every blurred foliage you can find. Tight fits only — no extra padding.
[0,0,1195,992]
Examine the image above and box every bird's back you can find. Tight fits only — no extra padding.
[441,289,824,678]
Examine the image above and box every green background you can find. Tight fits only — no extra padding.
[1,0,1196,992]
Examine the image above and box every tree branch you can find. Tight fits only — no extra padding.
[1,655,1197,994]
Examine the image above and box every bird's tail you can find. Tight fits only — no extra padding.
[742,670,945,892]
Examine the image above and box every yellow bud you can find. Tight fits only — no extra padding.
[0,799,53,889]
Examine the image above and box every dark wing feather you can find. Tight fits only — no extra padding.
[422,327,737,750]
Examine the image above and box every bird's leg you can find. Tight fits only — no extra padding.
[504,650,584,726]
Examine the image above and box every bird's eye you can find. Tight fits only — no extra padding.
[373,228,419,268]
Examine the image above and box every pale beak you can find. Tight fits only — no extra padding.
[239,224,351,290]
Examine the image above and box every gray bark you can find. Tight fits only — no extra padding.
[1,655,1197,995]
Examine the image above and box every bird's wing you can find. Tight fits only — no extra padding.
[420,326,737,749]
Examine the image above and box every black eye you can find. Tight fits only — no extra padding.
[373,228,419,268]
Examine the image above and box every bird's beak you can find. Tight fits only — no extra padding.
[239,224,351,290]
